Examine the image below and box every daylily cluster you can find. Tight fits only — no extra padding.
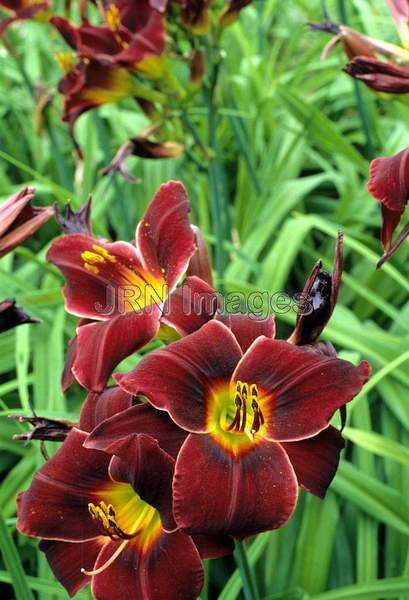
[16,180,371,599]
[0,0,254,160]
[312,1,409,94]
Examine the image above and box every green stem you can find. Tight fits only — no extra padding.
[205,48,228,292]
[233,541,260,600]
[338,0,375,158]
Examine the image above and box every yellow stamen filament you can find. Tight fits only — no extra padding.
[81,539,128,577]
[106,3,121,31]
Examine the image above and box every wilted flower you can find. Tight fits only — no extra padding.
[47,181,196,391]
[0,0,49,36]
[102,130,183,181]
[0,298,39,333]
[17,428,206,600]
[115,319,370,538]
[311,16,409,93]
[368,145,409,266]
[288,232,343,347]
[0,187,53,258]
[344,56,409,93]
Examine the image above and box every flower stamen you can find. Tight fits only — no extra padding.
[226,381,264,436]
[88,501,140,541]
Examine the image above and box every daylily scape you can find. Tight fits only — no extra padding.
[11,177,371,599]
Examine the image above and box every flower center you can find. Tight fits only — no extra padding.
[88,501,140,541]
[81,486,162,577]
[80,244,167,312]
[226,381,264,436]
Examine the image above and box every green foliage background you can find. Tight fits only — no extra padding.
[0,0,409,598]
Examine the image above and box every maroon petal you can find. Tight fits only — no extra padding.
[0,186,53,258]
[161,276,219,336]
[50,16,80,50]
[234,338,371,442]
[187,225,213,286]
[173,434,298,538]
[282,425,345,498]
[47,234,160,320]
[17,429,110,542]
[192,534,235,559]
[107,434,176,531]
[368,147,409,248]
[0,187,35,237]
[136,181,196,290]
[39,538,103,597]
[377,219,409,267]
[79,386,134,432]
[73,308,160,391]
[345,57,409,93]
[215,312,276,353]
[61,333,78,393]
[85,402,187,459]
[92,531,203,600]
[380,204,403,251]
[113,11,165,66]
[115,320,242,432]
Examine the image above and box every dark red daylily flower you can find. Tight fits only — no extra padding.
[179,0,211,33]
[17,428,205,600]
[344,57,409,93]
[82,386,235,560]
[114,320,370,538]
[0,187,53,258]
[51,0,165,69]
[288,232,343,346]
[0,298,39,333]
[0,0,49,35]
[56,57,161,157]
[368,146,409,266]
[47,181,196,391]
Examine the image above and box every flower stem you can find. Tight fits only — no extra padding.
[338,0,375,159]
[234,541,260,600]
